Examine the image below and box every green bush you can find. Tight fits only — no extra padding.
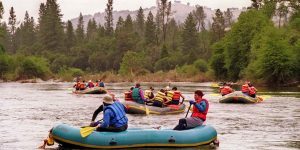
[176,64,199,76]
[0,54,9,78]
[193,59,208,72]
[17,56,51,80]
[58,67,84,80]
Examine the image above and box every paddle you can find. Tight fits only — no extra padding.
[80,119,102,138]
[185,103,192,118]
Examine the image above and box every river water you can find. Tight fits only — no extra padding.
[0,82,299,150]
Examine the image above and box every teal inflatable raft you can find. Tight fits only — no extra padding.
[73,87,107,94]
[51,123,217,149]
[219,91,263,103]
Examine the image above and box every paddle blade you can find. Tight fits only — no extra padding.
[145,107,150,115]
[80,127,97,138]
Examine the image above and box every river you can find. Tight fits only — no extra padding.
[0,82,299,150]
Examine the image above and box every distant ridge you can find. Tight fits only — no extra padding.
[70,2,246,29]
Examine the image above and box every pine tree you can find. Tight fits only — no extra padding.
[193,6,206,31]
[115,16,124,35]
[65,20,75,52]
[18,11,36,50]
[76,13,84,43]
[135,7,145,37]
[37,0,64,52]
[0,1,4,21]
[211,9,225,42]
[124,15,133,32]
[224,8,233,28]
[145,11,156,45]
[181,13,198,63]
[104,0,113,36]
[276,2,288,28]
[8,7,16,53]
[86,18,97,40]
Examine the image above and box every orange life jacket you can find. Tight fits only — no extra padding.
[124,91,133,101]
[221,86,233,95]
[172,91,181,100]
[241,84,249,93]
[191,98,209,121]
[79,83,86,89]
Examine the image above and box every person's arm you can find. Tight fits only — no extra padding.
[194,101,206,112]
[91,105,103,121]
[139,89,145,100]
[100,109,113,128]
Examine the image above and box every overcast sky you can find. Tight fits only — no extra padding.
[1,0,252,22]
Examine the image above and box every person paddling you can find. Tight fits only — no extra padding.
[174,90,209,130]
[132,83,147,104]
[90,95,128,132]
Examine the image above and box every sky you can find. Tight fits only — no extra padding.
[1,0,252,22]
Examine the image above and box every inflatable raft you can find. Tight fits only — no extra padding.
[51,123,217,149]
[73,87,107,94]
[125,101,186,115]
[219,91,263,103]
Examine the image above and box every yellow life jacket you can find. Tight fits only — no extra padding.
[144,90,152,99]
[166,91,174,101]
[154,91,165,102]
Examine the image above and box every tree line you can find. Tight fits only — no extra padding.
[0,0,299,86]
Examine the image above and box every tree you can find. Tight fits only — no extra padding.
[119,51,146,75]
[276,2,288,28]
[0,1,4,20]
[104,0,113,36]
[181,13,198,63]
[86,18,97,41]
[124,15,133,32]
[247,27,297,85]
[193,6,206,31]
[144,11,156,45]
[8,7,17,53]
[135,7,145,37]
[76,13,84,43]
[210,42,227,80]
[223,10,271,81]
[115,16,124,35]
[211,9,225,42]
[224,8,233,28]
[65,20,75,52]
[37,0,64,52]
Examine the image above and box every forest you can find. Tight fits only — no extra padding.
[0,0,299,86]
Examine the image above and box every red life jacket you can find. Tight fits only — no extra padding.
[221,86,233,95]
[191,98,209,121]
[172,91,181,100]
[249,87,257,95]
[124,91,133,101]
[79,83,85,89]
[241,84,249,93]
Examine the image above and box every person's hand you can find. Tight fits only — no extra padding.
[189,100,195,105]
[90,121,96,127]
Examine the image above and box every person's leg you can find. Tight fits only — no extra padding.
[173,118,187,130]
[96,124,128,132]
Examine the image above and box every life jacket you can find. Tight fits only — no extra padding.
[79,83,86,89]
[241,84,249,93]
[166,91,174,101]
[172,91,181,100]
[104,102,128,128]
[88,82,94,88]
[249,87,257,95]
[75,82,81,88]
[144,90,153,99]
[124,91,133,101]
[221,86,233,95]
[191,98,209,121]
[154,91,166,102]
[132,88,141,101]
[99,82,105,87]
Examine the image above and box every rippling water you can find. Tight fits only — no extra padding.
[0,82,299,150]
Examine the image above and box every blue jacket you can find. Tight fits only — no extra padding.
[101,102,128,128]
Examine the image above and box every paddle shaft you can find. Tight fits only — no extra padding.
[185,104,192,118]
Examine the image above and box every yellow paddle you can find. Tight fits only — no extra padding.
[80,126,97,138]
[145,106,150,115]
[80,119,102,138]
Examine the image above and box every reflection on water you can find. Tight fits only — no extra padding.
[0,82,300,150]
